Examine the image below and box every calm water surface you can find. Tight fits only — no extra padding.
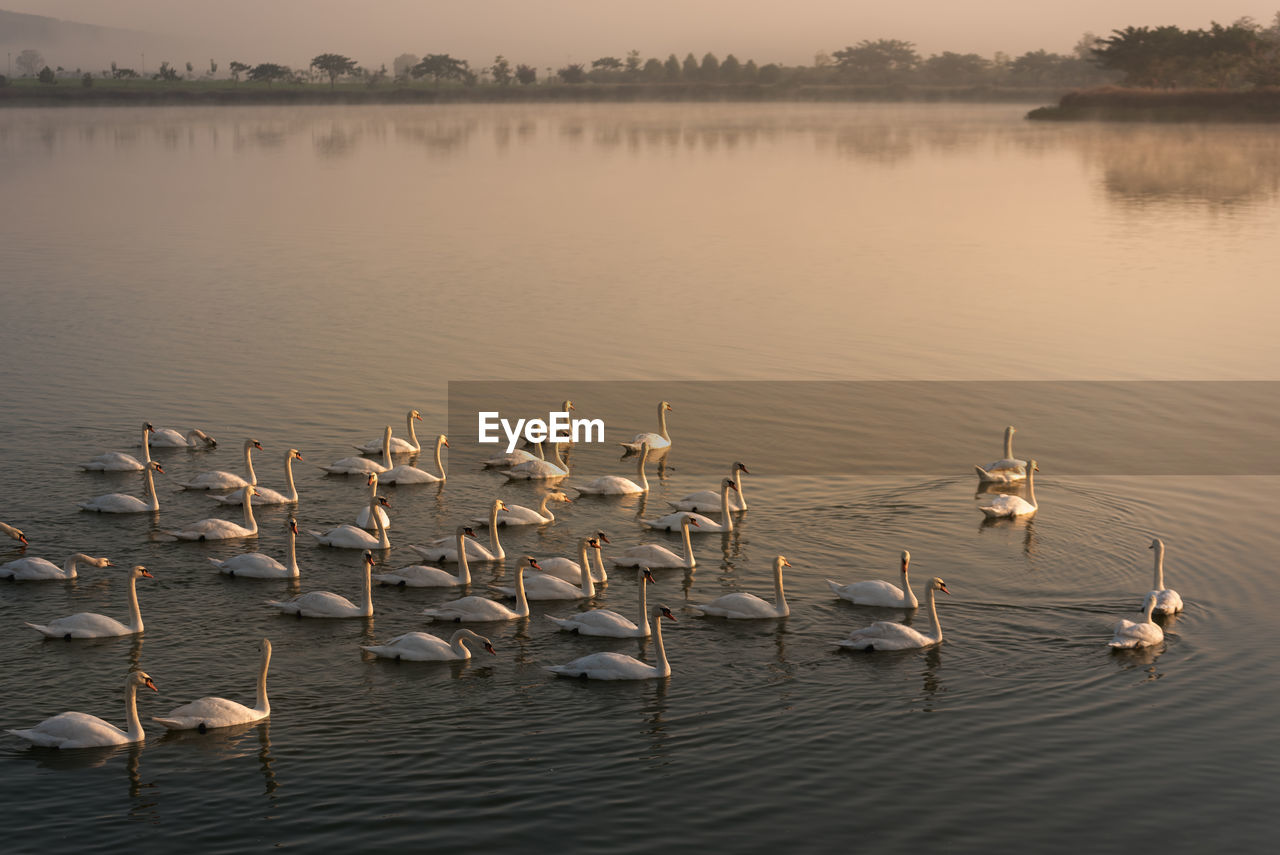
[0,104,1277,853]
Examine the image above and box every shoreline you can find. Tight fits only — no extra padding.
[1027,86,1280,122]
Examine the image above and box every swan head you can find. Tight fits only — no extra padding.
[410,410,423,421]
[594,530,610,545]
[1005,426,1016,436]
[682,516,701,529]
[652,604,677,622]
[243,485,259,498]
[367,473,378,487]
[734,462,750,474]
[149,461,165,474]
[1028,460,1039,472]
[930,577,950,595]
[259,638,272,656]
[131,565,154,579]
[288,448,303,462]
[481,637,497,655]
[91,556,114,569]
[776,555,792,570]
[362,551,376,568]
[661,402,673,412]
[462,526,478,539]
[193,429,217,448]
[288,518,298,535]
[564,400,575,412]
[129,670,158,693]
[642,568,655,584]
[377,496,391,508]
[144,422,155,433]
[522,557,542,572]
[248,439,263,451]
[901,550,910,569]
[722,478,738,492]
[494,500,508,512]
[550,492,572,504]
[438,434,449,448]
[1148,537,1164,551]
[5,526,28,546]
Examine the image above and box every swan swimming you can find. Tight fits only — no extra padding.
[619,401,673,452]
[26,565,152,638]
[826,550,919,608]
[837,577,950,651]
[545,604,676,679]
[153,639,272,731]
[178,439,262,489]
[8,670,158,748]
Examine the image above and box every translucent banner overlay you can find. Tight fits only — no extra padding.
[447,381,1280,475]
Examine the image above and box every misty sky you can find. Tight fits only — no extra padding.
[7,0,1279,68]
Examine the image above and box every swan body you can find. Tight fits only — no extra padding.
[614,516,699,569]
[211,449,302,505]
[644,480,737,532]
[977,461,1039,518]
[79,461,164,513]
[483,439,543,468]
[79,423,154,471]
[153,639,271,730]
[694,556,791,619]
[268,551,374,618]
[411,502,504,561]
[2,553,111,582]
[354,409,423,454]
[547,568,656,637]
[1109,592,1164,649]
[1,522,28,547]
[826,550,918,608]
[975,426,1027,482]
[178,439,262,489]
[546,605,676,679]
[1145,537,1184,614]
[323,426,392,475]
[502,442,568,480]
[671,462,749,512]
[374,526,474,587]
[379,434,448,484]
[311,495,391,549]
[209,519,300,578]
[149,428,217,449]
[362,629,495,661]
[8,671,157,748]
[473,491,570,526]
[537,535,607,583]
[619,401,673,452]
[574,442,650,495]
[26,565,152,638]
[837,577,949,651]
[166,486,260,540]
[423,561,540,622]
[490,548,595,601]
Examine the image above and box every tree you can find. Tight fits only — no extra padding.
[700,52,720,81]
[154,61,180,81]
[592,56,623,72]
[720,54,741,82]
[185,61,194,79]
[15,49,45,77]
[229,61,250,83]
[514,63,537,85]
[113,66,139,80]
[625,50,642,76]
[742,59,759,81]
[558,63,587,83]
[392,54,420,80]
[82,72,93,87]
[922,51,990,84]
[664,53,681,80]
[682,52,699,77]
[38,66,56,84]
[642,57,664,80]
[311,53,357,89]
[367,64,388,87]
[833,39,920,82]
[757,63,782,84]
[411,54,470,86]
[209,59,218,77]
[247,63,291,86]
[490,55,513,85]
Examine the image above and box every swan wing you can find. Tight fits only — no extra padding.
[694,592,778,619]
[373,565,461,587]
[28,613,133,638]
[79,493,149,513]
[1151,589,1184,614]
[545,652,657,680]
[210,554,290,578]
[2,558,68,581]
[362,632,455,660]
[546,609,640,636]
[828,579,911,607]
[423,596,517,622]
[268,591,357,617]
[838,620,935,650]
[574,476,643,495]
[153,697,262,730]
[491,574,582,601]
[8,712,130,748]
[613,545,682,568]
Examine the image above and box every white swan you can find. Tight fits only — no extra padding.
[153,639,272,731]
[837,577,950,651]
[974,426,1028,482]
[483,438,544,468]
[1145,537,1184,614]
[79,462,165,513]
[547,568,657,637]
[149,427,217,449]
[976,460,1039,518]
[642,479,737,532]
[619,401,673,452]
[1,521,28,547]
[614,516,699,569]
[1109,592,1164,649]
[310,494,391,550]
[267,551,375,618]
[537,535,608,583]
[380,434,448,484]
[209,519,300,578]
[357,473,392,530]
[165,486,260,540]
[354,409,423,454]
[322,426,393,475]
[211,449,303,505]
[826,550,918,608]
[490,547,596,601]
[26,565,152,638]
[473,491,570,526]
[78,423,154,471]
[573,442,650,495]
[694,556,791,619]
[8,670,157,748]
[374,526,475,587]
[422,560,542,622]
[545,604,676,679]
[362,629,496,661]
[3,553,112,581]
[671,462,749,512]
[178,439,262,489]
[501,442,569,480]
[411,502,505,562]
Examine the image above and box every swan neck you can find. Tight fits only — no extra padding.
[434,436,447,479]
[144,466,159,511]
[733,467,747,510]
[514,566,529,617]
[927,585,942,641]
[371,495,389,548]
[286,526,299,576]
[538,494,552,517]
[637,570,650,633]
[141,425,153,465]
[242,489,258,533]
[773,560,788,615]
[1003,428,1014,460]
[256,646,271,714]
[579,540,595,596]
[455,529,471,585]
[360,558,373,616]
[406,413,420,451]
[283,453,298,501]
[124,678,144,742]
[592,543,607,583]
[652,615,671,677]
[720,482,735,532]
[637,446,649,491]
[657,403,669,441]
[381,428,392,469]
[64,554,85,576]
[681,519,697,568]
[127,571,144,633]
[1026,466,1036,507]
[551,442,565,471]
[1152,544,1165,590]
[488,503,503,558]
[243,442,257,485]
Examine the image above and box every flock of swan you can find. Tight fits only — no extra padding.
[0,413,1183,749]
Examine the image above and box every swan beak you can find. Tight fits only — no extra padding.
[144,678,158,692]
[568,403,575,411]
[290,521,298,534]
[379,497,391,507]
[739,465,750,474]
[782,559,792,568]
[104,560,115,567]
[484,643,496,655]
[295,452,304,461]
[442,437,450,448]
[140,568,154,578]
[154,464,165,474]
[939,583,951,595]
[728,482,739,491]
[414,412,423,421]
[662,609,677,621]
[597,533,611,544]
[529,560,543,571]
[17,534,28,545]
[464,528,478,539]
[253,441,263,449]
[643,569,655,583]
[689,518,701,527]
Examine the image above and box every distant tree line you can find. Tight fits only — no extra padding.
[1090,16,1280,87]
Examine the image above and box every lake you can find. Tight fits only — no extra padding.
[0,103,1276,854]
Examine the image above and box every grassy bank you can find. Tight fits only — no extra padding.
[1027,86,1280,121]
[0,78,1065,107]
